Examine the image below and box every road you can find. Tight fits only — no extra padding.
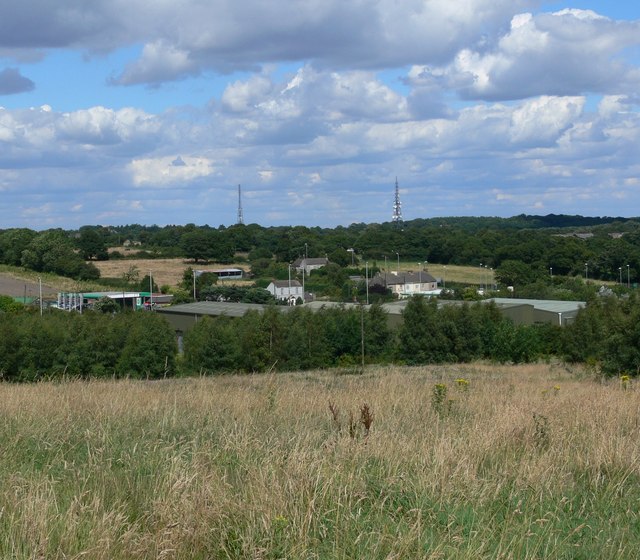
[0,273,58,299]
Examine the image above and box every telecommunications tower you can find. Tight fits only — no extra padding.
[237,184,244,225]
[392,177,403,225]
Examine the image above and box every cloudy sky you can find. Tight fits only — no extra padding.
[1,1,639,229]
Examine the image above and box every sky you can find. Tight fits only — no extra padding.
[1,1,639,229]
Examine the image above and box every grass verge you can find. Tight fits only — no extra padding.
[0,363,638,558]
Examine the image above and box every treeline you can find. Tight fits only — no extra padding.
[116,218,640,284]
[182,298,548,373]
[2,294,639,380]
[3,214,640,284]
[0,312,175,381]
[0,228,100,280]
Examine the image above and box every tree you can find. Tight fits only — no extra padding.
[122,265,140,285]
[20,229,101,280]
[138,274,160,293]
[328,248,352,267]
[94,296,120,313]
[397,296,453,364]
[495,260,538,288]
[0,228,37,266]
[77,227,108,260]
[181,229,215,263]
[0,295,25,313]
[248,247,273,261]
[183,316,241,374]
[116,314,177,378]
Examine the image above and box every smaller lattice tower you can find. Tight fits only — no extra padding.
[392,177,403,225]
[237,184,244,225]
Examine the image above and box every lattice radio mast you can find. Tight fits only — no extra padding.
[237,184,244,225]
[392,177,403,225]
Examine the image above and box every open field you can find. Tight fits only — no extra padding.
[413,263,493,286]
[1,363,638,559]
[95,257,491,290]
[94,257,250,289]
[0,261,503,298]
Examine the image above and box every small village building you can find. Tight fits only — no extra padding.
[369,271,439,298]
[293,257,329,275]
[487,298,585,326]
[208,268,244,280]
[266,279,304,304]
[57,291,172,311]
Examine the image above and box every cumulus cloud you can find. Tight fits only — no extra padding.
[1,0,536,84]
[218,66,409,148]
[410,9,640,101]
[1,2,640,226]
[0,105,164,171]
[112,41,199,86]
[128,156,215,187]
[0,68,35,95]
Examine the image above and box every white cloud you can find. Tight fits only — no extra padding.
[509,96,584,145]
[412,9,640,101]
[1,0,537,83]
[222,75,274,113]
[113,41,199,86]
[128,155,215,186]
[1,3,640,226]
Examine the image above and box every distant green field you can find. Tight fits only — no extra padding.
[383,261,494,286]
[1,364,638,559]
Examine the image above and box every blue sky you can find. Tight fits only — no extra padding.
[1,1,639,229]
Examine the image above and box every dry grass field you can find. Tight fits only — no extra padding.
[1,363,638,559]
[94,257,250,289]
[419,263,492,286]
[93,257,489,291]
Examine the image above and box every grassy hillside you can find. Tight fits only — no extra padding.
[1,364,638,559]
[0,265,111,294]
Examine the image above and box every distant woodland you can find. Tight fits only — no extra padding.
[2,214,640,286]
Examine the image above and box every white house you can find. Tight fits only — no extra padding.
[293,257,329,275]
[266,279,304,304]
[369,271,439,297]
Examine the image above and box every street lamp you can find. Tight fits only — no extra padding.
[149,270,153,309]
[38,276,43,316]
[485,265,489,293]
[619,267,622,285]
[585,263,588,282]
[395,252,400,274]
[549,267,553,280]
[365,261,369,304]
[627,264,631,288]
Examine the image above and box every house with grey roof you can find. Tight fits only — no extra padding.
[293,257,329,275]
[266,279,303,304]
[369,271,439,298]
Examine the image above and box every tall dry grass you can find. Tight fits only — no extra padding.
[0,364,638,559]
